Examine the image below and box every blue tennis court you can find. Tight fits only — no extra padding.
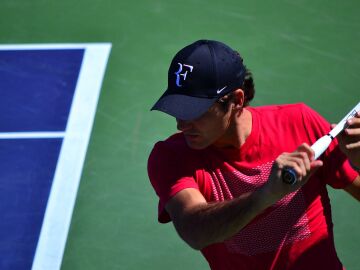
[0,44,111,270]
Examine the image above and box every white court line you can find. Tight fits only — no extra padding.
[0,43,110,50]
[0,132,65,139]
[17,43,111,270]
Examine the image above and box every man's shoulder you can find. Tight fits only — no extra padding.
[152,133,187,152]
[251,103,310,114]
[148,133,209,179]
[149,132,199,160]
[250,103,315,122]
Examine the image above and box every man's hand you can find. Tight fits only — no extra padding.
[334,112,360,169]
[265,143,323,199]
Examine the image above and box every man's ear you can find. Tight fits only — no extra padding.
[233,89,245,110]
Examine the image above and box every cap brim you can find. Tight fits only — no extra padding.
[151,93,217,121]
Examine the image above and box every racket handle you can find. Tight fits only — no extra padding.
[311,135,332,160]
[282,135,332,185]
[281,168,297,185]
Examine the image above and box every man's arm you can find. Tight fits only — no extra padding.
[334,112,360,201]
[165,144,323,250]
[335,112,360,168]
[344,176,360,201]
[166,186,278,250]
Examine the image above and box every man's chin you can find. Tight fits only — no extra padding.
[185,139,208,150]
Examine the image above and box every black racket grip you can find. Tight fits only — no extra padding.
[282,168,297,185]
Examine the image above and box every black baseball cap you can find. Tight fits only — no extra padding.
[151,39,246,121]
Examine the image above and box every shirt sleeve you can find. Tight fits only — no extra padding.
[301,104,358,188]
[147,140,200,223]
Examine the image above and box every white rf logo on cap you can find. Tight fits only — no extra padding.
[174,63,193,87]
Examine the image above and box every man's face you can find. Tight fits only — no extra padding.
[176,102,233,150]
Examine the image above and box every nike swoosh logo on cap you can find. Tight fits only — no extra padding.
[216,86,227,94]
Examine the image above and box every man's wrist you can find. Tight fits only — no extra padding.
[350,161,360,172]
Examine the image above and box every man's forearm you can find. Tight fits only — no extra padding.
[174,188,280,250]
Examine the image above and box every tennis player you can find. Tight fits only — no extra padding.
[147,40,360,270]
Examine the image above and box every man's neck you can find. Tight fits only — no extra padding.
[214,108,253,149]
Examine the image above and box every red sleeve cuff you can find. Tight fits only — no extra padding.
[157,181,200,223]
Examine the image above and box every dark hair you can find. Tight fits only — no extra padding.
[236,51,255,106]
[218,67,255,111]
[242,68,255,106]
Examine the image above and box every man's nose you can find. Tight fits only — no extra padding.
[176,119,192,131]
